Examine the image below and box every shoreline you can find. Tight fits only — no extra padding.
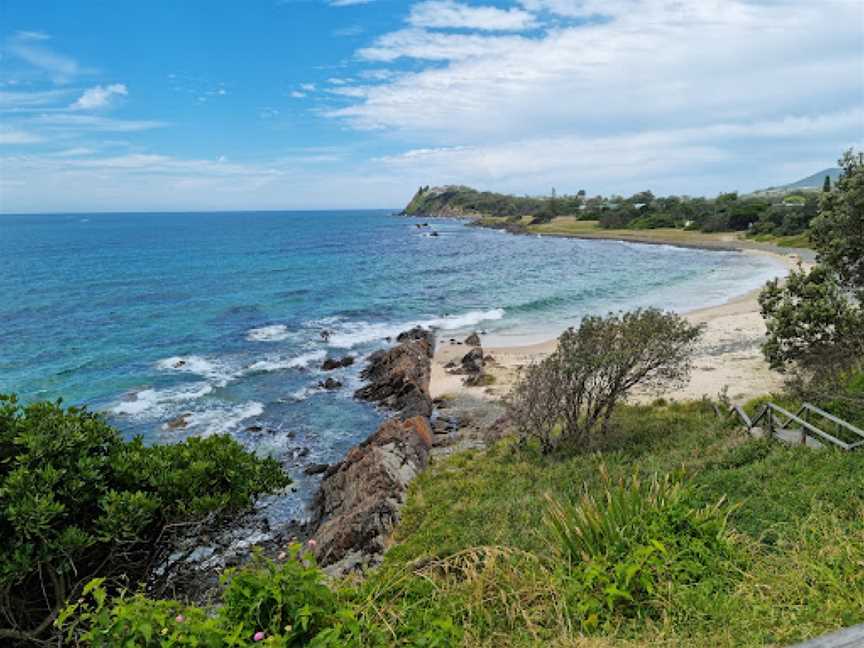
[430,239,806,406]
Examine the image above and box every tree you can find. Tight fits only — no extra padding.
[759,149,864,396]
[823,175,831,193]
[810,149,864,298]
[759,265,864,381]
[507,309,702,453]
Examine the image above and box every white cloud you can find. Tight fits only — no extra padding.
[333,0,863,144]
[0,88,72,109]
[32,113,166,132]
[5,31,92,83]
[377,110,860,177]
[300,83,317,91]
[0,127,43,144]
[290,90,307,98]
[70,83,128,110]
[518,0,636,18]
[409,1,537,31]
[358,28,528,62]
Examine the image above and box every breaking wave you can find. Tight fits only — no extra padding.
[326,308,505,348]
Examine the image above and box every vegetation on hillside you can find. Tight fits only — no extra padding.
[56,395,864,647]
[405,175,828,241]
[0,396,289,646]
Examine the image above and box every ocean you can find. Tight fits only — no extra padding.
[0,210,787,520]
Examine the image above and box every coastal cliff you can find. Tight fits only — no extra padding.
[403,185,485,218]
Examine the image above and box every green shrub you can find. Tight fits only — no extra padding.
[0,394,289,645]
[545,467,736,631]
[59,545,465,647]
[60,546,378,647]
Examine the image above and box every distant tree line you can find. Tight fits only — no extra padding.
[406,183,827,238]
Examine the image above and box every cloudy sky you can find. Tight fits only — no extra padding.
[1,0,862,213]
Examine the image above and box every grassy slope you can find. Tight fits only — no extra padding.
[357,401,864,647]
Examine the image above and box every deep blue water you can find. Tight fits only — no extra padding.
[0,210,786,519]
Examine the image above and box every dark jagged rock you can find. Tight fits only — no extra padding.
[303,463,329,476]
[461,347,484,375]
[309,416,433,573]
[354,327,434,418]
[465,331,481,347]
[322,356,354,371]
[319,377,342,390]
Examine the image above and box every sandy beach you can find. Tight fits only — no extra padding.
[431,247,804,406]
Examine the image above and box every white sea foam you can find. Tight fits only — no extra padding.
[327,308,505,348]
[180,401,265,437]
[246,324,293,342]
[247,350,326,373]
[156,355,241,386]
[111,382,214,418]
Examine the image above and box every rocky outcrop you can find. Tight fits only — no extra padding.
[309,416,433,572]
[321,356,354,371]
[465,331,481,347]
[353,327,434,418]
[307,327,439,574]
[461,347,485,375]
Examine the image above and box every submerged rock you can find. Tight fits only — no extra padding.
[309,416,433,573]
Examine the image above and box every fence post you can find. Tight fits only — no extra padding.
[801,409,807,446]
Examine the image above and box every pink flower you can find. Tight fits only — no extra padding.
[307,539,317,549]
[175,614,185,624]
[253,631,265,641]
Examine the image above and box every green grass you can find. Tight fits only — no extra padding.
[747,232,812,248]
[354,400,864,647]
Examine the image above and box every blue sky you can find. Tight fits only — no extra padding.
[1,0,862,212]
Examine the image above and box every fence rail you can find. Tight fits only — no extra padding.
[728,401,863,451]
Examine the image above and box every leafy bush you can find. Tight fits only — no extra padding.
[507,309,702,452]
[544,467,736,631]
[60,544,466,647]
[60,546,376,647]
[0,395,289,645]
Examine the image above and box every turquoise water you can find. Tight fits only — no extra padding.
[0,211,786,519]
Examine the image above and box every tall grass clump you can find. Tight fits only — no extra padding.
[544,466,736,632]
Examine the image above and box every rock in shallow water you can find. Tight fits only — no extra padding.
[319,377,343,390]
[321,355,354,371]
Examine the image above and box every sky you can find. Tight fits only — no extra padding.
[0,0,862,213]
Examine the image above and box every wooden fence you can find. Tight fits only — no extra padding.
[728,401,864,450]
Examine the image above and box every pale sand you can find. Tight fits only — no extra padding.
[430,248,805,406]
